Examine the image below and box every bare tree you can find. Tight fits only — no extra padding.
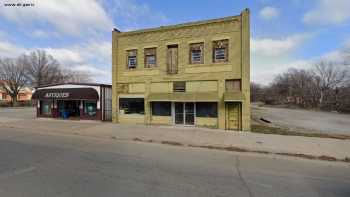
[61,69,92,83]
[311,60,349,107]
[24,50,92,86]
[24,50,66,86]
[0,56,27,106]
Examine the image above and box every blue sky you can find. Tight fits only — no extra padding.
[0,0,350,84]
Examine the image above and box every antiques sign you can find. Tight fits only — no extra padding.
[44,92,70,98]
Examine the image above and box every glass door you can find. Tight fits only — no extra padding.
[174,102,184,124]
[185,102,194,125]
[173,102,195,125]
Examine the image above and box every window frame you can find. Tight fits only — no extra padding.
[167,44,178,74]
[119,98,145,115]
[173,81,186,92]
[189,42,204,64]
[225,79,241,92]
[151,102,171,116]
[126,49,137,69]
[144,47,157,68]
[213,39,229,63]
[196,102,218,118]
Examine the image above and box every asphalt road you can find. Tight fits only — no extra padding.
[0,127,349,197]
[0,107,36,120]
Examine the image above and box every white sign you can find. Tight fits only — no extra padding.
[44,92,70,98]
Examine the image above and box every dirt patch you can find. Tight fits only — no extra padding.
[342,157,350,162]
[318,155,338,161]
[251,124,350,140]
[251,104,350,135]
[161,141,183,146]
[276,153,339,162]
[133,138,143,142]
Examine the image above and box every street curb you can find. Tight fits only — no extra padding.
[2,123,349,163]
[129,137,350,163]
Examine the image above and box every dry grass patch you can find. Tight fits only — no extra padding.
[251,124,350,140]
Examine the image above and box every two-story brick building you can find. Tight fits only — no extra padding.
[112,9,250,131]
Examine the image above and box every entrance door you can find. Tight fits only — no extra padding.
[174,102,184,124]
[57,100,80,119]
[185,102,194,125]
[174,102,195,125]
[226,102,241,130]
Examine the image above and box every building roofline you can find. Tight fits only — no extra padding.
[113,14,241,36]
[35,82,112,89]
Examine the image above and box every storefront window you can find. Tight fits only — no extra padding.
[119,98,144,114]
[151,102,171,116]
[196,102,218,117]
[40,100,52,115]
[84,101,97,117]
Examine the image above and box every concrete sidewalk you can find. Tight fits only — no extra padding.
[2,118,350,161]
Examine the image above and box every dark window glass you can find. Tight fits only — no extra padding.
[215,48,226,60]
[119,98,144,114]
[191,50,202,62]
[190,42,204,64]
[84,101,97,117]
[196,102,218,117]
[213,39,229,63]
[146,55,156,66]
[173,81,186,92]
[151,102,171,116]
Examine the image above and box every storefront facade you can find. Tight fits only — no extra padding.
[112,9,250,130]
[32,83,112,121]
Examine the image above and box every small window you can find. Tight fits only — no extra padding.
[226,79,241,91]
[213,39,229,63]
[173,81,186,92]
[196,102,218,117]
[126,49,137,69]
[151,102,171,116]
[144,48,157,68]
[190,42,204,64]
[84,101,97,117]
[119,98,144,114]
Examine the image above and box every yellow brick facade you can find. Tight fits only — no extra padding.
[112,9,250,131]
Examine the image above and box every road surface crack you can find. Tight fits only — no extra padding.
[235,156,254,197]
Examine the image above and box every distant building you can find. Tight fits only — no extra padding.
[112,9,250,130]
[0,81,33,103]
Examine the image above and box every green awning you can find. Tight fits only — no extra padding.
[223,92,245,102]
[148,92,219,102]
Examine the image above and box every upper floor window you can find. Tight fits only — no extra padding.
[213,39,229,63]
[144,48,157,68]
[167,45,178,74]
[189,42,204,64]
[127,49,137,69]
